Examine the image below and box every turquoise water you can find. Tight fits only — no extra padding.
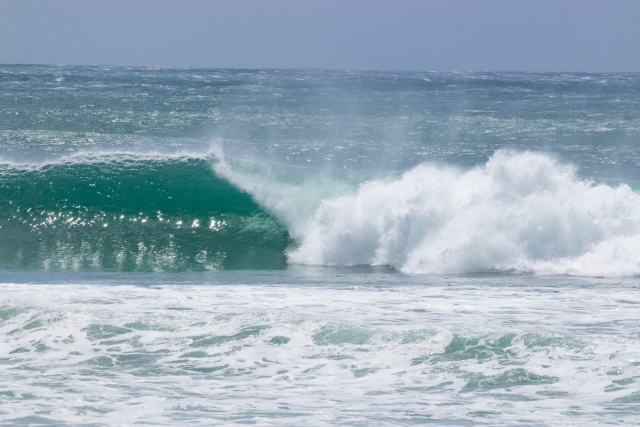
[1,66,640,425]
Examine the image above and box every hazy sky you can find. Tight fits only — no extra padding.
[1,0,639,72]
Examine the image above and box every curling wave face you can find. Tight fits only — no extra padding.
[216,150,640,277]
[0,156,291,271]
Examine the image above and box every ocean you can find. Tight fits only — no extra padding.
[1,65,640,426]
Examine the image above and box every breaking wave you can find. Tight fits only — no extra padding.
[216,150,640,277]
[2,148,639,276]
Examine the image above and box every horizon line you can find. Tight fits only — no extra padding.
[2,63,640,74]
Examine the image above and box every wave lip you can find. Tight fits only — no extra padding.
[283,151,640,277]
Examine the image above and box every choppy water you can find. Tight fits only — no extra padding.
[1,274,640,426]
[1,66,640,425]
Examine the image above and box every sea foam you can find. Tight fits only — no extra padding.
[215,150,640,276]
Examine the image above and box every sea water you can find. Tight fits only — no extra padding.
[1,66,640,425]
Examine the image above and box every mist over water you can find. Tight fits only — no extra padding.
[2,66,640,426]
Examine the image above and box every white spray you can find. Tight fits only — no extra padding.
[213,148,640,277]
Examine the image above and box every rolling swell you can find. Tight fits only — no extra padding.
[0,156,292,271]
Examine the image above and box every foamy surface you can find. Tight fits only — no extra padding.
[0,275,639,425]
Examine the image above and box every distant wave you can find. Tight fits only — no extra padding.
[216,149,640,277]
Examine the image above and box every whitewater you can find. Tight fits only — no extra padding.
[1,66,640,426]
[215,149,640,277]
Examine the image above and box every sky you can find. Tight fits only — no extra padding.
[1,0,639,72]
